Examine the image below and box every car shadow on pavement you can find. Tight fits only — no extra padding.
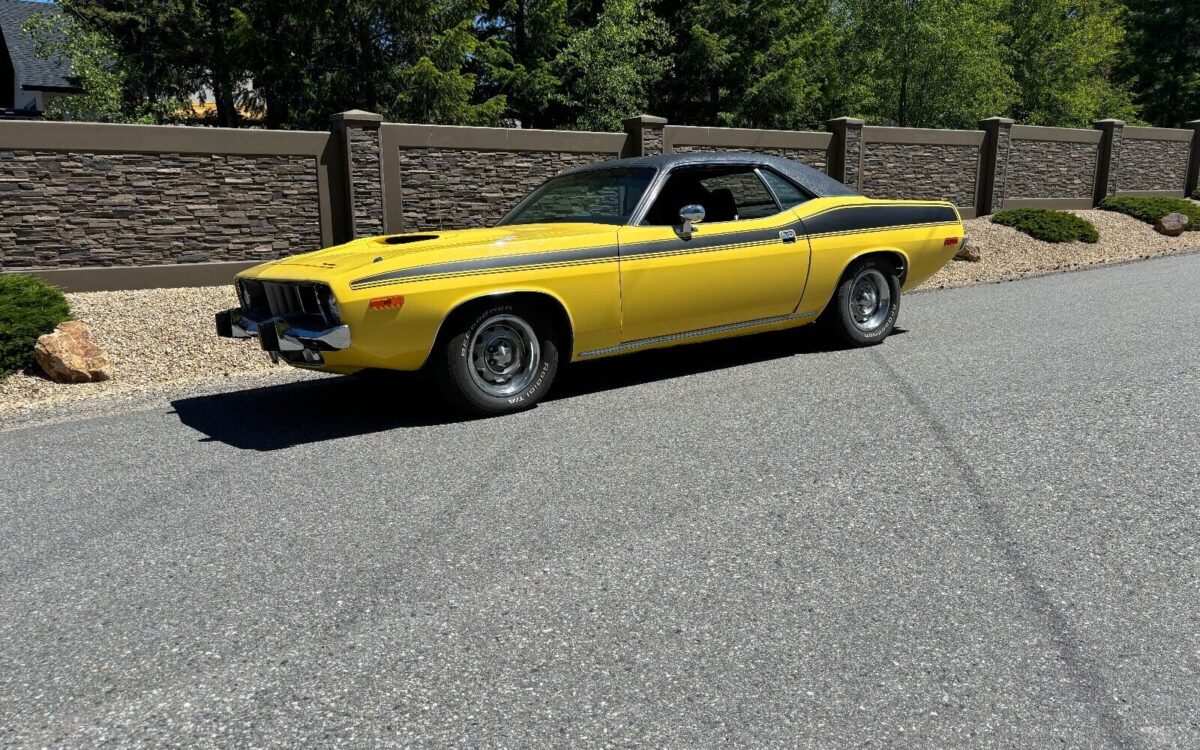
[172,326,903,451]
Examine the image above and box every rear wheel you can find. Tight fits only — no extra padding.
[433,303,560,415]
[820,258,901,346]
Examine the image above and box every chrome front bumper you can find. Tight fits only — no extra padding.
[215,308,351,355]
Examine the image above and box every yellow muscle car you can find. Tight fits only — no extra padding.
[216,152,965,414]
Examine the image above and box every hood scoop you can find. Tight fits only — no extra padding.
[382,234,439,245]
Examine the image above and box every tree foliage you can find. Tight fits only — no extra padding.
[24,0,1194,131]
[1005,0,1136,127]
[835,0,1015,128]
[1119,0,1200,128]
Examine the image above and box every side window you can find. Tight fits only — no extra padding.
[643,165,782,225]
[759,169,812,209]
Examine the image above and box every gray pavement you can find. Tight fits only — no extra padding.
[1,255,1198,748]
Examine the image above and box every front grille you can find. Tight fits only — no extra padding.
[238,279,335,326]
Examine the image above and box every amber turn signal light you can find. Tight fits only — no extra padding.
[944,237,960,245]
[368,295,405,311]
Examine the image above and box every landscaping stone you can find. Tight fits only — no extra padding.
[34,321,111,383]
[1154,212,1189,237]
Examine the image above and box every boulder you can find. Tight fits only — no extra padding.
[955,245,981,262]
[1155,212,1189,237]
[34,321,111,383]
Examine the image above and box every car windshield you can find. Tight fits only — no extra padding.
[499,168,655,226]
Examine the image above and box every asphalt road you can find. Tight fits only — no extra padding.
[2,255,1198,748]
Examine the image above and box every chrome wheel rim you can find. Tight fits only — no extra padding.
[468,314,541,398]
[848,269,892,332]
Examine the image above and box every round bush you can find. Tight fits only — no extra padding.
[0,274,72,378]
[991,208,1099,243]
[1100,196,1200,230]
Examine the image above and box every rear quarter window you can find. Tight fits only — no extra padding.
[760,169,813,209]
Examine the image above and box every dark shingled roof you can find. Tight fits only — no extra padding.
[0,0,78,91]
[563,152,860,199]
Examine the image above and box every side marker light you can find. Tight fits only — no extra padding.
[369,295,405,311]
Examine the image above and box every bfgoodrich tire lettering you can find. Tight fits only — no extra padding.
[434,303,560,415]
[819,257,901,346]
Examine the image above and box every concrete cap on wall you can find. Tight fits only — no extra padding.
[826,117,865,133]
[1093,119,1126,129]
[1186,119,1200,129]
[979,116,1016,125]
[332,110,384,129]
[622,114,668,128]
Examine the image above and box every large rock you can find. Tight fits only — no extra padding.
[1155,212,1189,237]
[34,321,111,383]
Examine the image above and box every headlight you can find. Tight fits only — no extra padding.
[323,287,341,323]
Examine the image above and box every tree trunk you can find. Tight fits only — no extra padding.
[206,0,237,127]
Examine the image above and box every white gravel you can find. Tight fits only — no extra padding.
[0,286,287,418]
[3,204,1197,415]
[919,207,1199,291]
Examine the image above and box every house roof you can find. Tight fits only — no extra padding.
[0,0,78,91]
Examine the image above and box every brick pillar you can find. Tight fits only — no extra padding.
[622,115,667,158]
[977,117,1015,215]
[1093,119,1125,205]
[332,109,385,239]
[1186,119,1200,198]
[826,117,865,189]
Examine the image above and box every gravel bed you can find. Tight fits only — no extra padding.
[918,207,1199,291]
[2,205,1197,415]
[0,286,288,418]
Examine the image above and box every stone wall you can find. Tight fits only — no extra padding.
[642,128,664,157]
[1113,138,1191,193]
[858,142,978,207]
[348,129,384,237]
[993,125,1011,209]
[1004,139,1099,201]
[842,127,863,190]
[0,149,321,270]
[396,148,615,230]
[669,145,828,173]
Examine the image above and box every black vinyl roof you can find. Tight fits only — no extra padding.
[563,152,859,198]
[0,0,78,91]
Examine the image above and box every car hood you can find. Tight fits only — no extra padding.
[246,223,619,284]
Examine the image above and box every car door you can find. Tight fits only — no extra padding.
[616,164,811,343]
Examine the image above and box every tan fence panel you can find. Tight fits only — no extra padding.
[0,121,343,272]
[1001,126,1101,210]
[378,124,628,234]
[850,127,985,219]
[661,126,833,173]
[1110,126,1192,198]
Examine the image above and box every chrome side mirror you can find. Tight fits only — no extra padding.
[679,204,705,238]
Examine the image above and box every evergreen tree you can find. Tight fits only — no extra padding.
[1119,0,1199,127]
[554,0,669,131]
[657,0,835,130]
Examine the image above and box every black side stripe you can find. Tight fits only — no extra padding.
[351,245,618,289]
[802,204,958,235]
[349,203,959,288]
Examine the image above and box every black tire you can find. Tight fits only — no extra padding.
[432,302,560,416]
[819,257,901,346]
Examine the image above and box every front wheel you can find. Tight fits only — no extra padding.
[819,258,901,346]
[433,304,560,415]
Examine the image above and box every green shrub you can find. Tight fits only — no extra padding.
[0,274,71,378]
[991,208,1099,243]
[1099,196,1200,230]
